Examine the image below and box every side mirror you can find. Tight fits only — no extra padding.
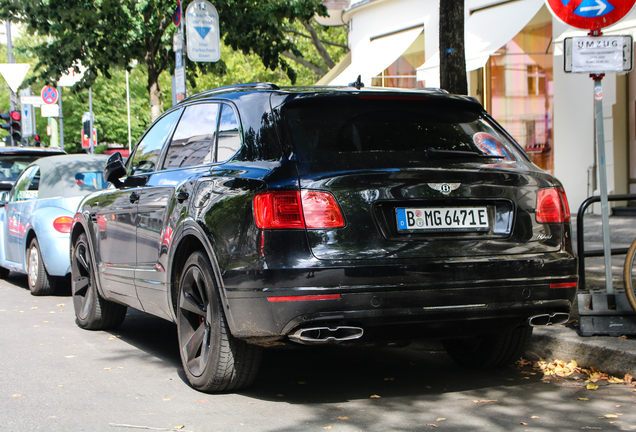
[104,152,127,188]
[0,191,9,206]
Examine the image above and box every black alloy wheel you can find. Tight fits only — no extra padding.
[71,233,126,330]
[177,250,262,392]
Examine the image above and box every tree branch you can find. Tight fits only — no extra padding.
[283,28,349,50]
[282,51,327,76]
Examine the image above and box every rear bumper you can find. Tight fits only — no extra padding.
[222,252,578,343]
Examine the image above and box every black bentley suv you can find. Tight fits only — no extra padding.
[70,83,577,392]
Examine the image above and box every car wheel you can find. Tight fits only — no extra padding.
[442,326,532,368]
[0,267,9,279]
[27,238,54,296]
[71,233,126,330]
[177,250,262,392]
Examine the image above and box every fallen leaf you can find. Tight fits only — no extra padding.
[384,377,394,381]
[56,303,65,307]
[31,307,37,310]
[624,374,633,384]
[174,426,185,430]
[603,414,618,418]
[531,416,539,419]
[65,355,76,359]
[370,394,381,399]
[608,376,624,383]
[427,424,438,428]
[337,417,349,420]
[586,384,598,390]
[11,394,21,398]
[609,421,618,424]
[521,422,528,425]
[578,397,590,401]
[616,405,621,408]
[517,358,532,367]
[436,418,446,421]
[196,400,208,403]
[163,398,172,401]
[618,335,628,339]
[324,426,332,430]
[474,400,498,404]
[103,367,112,370]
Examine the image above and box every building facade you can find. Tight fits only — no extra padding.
[317,0,636,213]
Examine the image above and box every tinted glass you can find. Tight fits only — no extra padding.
[280,95,521,163]
[0,155,48,183]
[11,166,39,202]
[217,104,241,162]
[74,170,107,191]
[163,104,219,169]
[129,110,181,175]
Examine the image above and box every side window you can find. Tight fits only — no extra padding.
[11,166,40,202]
[129,109,181,176]
[163,104,219,169]
[217,104,242,162]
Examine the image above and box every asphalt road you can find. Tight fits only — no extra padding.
[1,273,635,432]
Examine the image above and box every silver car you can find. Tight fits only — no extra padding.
[0,154,109,295]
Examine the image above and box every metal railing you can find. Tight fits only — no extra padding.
[576,194,636,288]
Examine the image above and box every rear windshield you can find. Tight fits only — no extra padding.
[279,95,523,164]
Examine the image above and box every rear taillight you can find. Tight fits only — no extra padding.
[536,188,570,223]
[253,191,345,229]
[53,216,73,233]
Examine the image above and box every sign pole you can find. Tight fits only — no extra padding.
[593,73,614,294]
[58,84,64,150]
[89,87,94,154]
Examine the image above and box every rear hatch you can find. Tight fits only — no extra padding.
[273,91,566,261]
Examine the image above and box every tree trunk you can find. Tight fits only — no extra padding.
[439,0,467,95]
[146,49,162,122]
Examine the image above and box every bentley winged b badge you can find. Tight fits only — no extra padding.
[428,183,461,195]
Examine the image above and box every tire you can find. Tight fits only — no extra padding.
[71,233,127,330]
[623,238,636,312]
[0,267,9,279]
[27,238,54,296]
[442,326,532,368]
[177,250,262,393]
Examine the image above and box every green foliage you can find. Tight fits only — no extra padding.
[2,2,347,147]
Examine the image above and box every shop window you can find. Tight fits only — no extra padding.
[372,32,425,88]
[487,15,554,173]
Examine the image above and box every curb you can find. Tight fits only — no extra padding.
[525,326,636,376]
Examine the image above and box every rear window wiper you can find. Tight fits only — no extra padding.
[425,147,505,159]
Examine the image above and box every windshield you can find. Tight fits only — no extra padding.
[0,155,48,182]
[279,95,523,164]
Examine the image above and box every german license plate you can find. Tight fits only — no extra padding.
[396,207,489,231]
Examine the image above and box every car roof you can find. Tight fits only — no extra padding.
[32,154,109,199]
[0,146,66,156]
[180,83,483,108]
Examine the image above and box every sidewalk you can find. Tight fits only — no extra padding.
[525,214,636,376]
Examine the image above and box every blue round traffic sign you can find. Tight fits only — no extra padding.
[546,0,636,30]
[41,85,58,105]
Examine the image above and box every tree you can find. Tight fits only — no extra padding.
[0,0,328,120]
[439,0,467,95]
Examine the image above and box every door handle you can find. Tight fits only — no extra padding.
[129,192,140,203]
[176,191,189,204]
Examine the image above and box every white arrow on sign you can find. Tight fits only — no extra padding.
[580,0,608,16]
[0,63,30,92]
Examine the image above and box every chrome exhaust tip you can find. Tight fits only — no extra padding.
[528,312,570,326]
[289,326,364,345]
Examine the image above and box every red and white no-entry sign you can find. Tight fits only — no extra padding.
[545,0,636,30]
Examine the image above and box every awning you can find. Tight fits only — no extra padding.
[316,51,351,85]
[417,0,545,86]
[328,25,423,86]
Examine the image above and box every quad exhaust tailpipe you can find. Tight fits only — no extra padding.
[528,312,569,326]
[289,326,364,344]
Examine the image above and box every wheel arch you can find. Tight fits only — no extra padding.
[167,220,234,329]
[69,215,107,297]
